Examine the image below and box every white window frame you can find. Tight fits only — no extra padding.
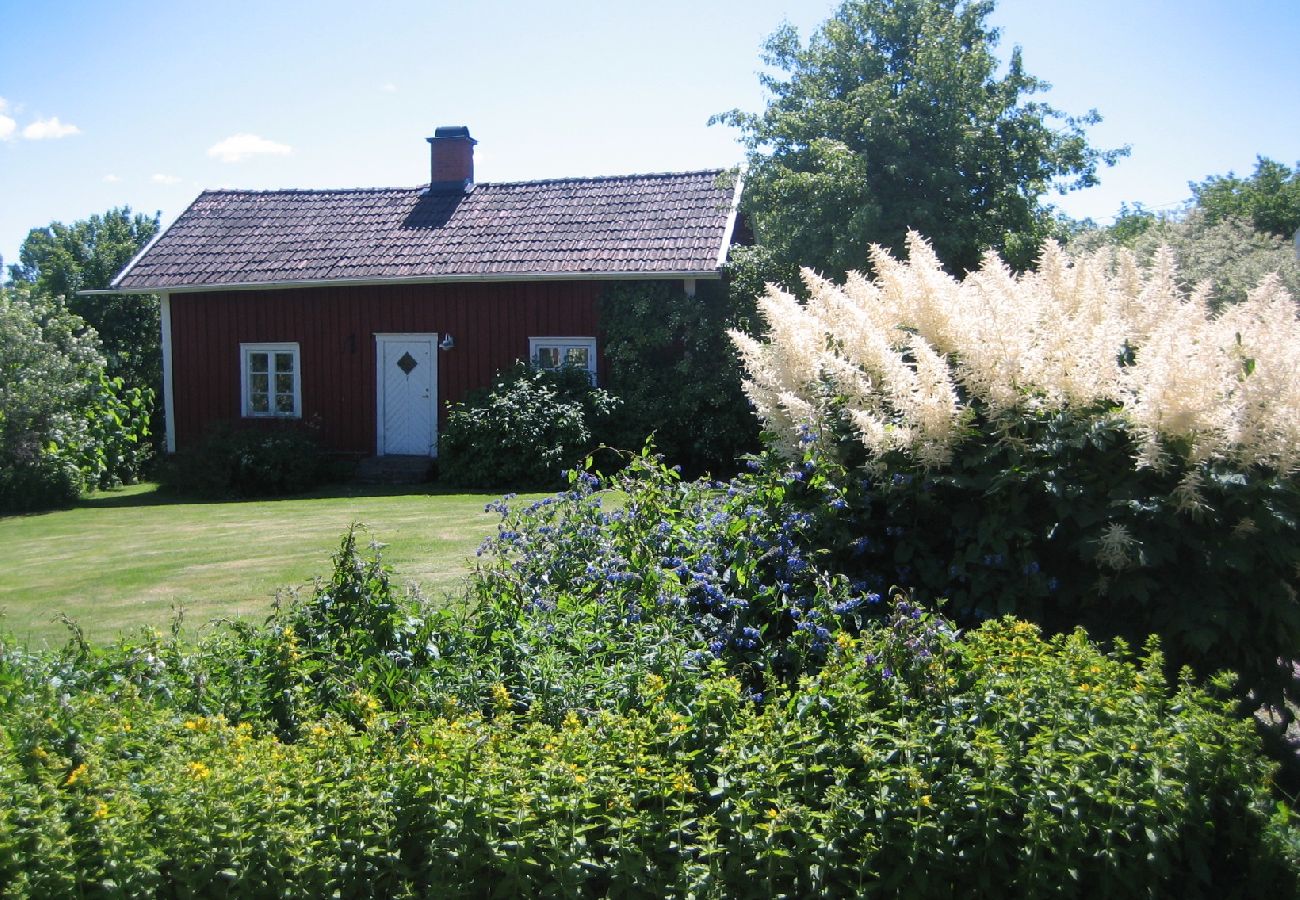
[529,336,598,383]
[240,342,302,418]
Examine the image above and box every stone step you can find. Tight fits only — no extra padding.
[353,455,434,485]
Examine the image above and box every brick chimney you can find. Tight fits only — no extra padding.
[427,125,476,192]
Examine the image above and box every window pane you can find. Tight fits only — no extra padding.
[565,347,590,368]
[275,393,295,414]
[251,392,270,413]
[537,347,560,369]
[248,352,269,374]
[275,373,294,394]
[250,373,269,395]
[275,352,295,374]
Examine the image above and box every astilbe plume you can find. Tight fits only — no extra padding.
[732,231,1300,474]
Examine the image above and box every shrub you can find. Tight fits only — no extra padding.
[1,582,1296,895]
[0,290,152,512]
[599,275,762,476]
[160,420,333,499]
[1069,207,1300,308]
[438,362,619,489]
[731,234,1300,710]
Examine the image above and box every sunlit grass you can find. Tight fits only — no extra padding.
[0,482,540,647]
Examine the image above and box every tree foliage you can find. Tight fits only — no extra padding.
[0,287,152,511]
[1191,156,1300,241]
[1070,208,1300,308]
[599,273,763,476]
[714,0,1126,276]
[8,207,161,391]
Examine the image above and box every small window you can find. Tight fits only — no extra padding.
[530,336,597,383]
[241,343,301,418]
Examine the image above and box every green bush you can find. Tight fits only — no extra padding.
[438,363,618,489]
[0,289,152,513]
[3,451,1297,893]
[1,586,1295,896]
[599,275,762,476]
[160,421,333,499]
[732,235,1300,714]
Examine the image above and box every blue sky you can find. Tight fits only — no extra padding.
[2,0,1297,271]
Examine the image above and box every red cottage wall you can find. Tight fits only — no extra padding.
[167,279,603,454]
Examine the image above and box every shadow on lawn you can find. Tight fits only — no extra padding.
[75,481,517,511]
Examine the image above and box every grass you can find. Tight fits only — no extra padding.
[0,481,540,648]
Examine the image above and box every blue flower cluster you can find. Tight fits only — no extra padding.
[470,453,893,691]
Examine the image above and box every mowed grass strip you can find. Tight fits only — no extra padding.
[0,482,538,648]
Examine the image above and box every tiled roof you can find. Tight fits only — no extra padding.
[113,170,738,291]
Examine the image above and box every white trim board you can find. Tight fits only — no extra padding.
[95,268,725,296]
[160,293,175,454]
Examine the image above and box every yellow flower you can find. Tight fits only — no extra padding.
[187,761,212,780]
[563,710,582,731]
[92,800,109,820]
[491,683,511,709]
[920,795,933,807]
[64,763,87,786]
[835,631,853,651]
[766,807,780,819]
[670,771,695,794]
[574,774,588,785]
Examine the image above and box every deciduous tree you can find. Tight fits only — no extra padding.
[1190,156,1300,241]
[714,0,1126,276]
[9,207,161,390]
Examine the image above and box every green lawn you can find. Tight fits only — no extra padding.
[0,482,538,648]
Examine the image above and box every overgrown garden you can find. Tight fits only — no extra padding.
[5,0,1300,891]
[5,235,1300,893]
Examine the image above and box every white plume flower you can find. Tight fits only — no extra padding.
[732,233,1299,474]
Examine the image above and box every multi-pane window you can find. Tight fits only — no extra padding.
[241,343,301,417]
[529,337,597,383]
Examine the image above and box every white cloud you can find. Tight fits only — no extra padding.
[380,82,397,93]
[23,116,81,140]
[207,133,292,163]
[103,173,122,183]
[0,99,16,140]
[151,173,181,185]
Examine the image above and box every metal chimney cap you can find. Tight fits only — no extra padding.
[431,125,474,142]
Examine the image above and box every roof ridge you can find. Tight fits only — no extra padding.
[198,169,731,198]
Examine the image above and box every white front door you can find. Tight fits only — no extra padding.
[376,334,437,456]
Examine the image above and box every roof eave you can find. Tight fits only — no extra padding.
[91,268,726,295]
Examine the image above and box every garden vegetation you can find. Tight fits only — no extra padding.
[0,289,151,512]
[732,233,1300,716]
[2,456,1297,895]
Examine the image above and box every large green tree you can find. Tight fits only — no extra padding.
[714,0,1126,276]
[1190,156,1300,242]
[9,207,161,391]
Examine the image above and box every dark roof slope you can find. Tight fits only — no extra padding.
[113,170,738,291]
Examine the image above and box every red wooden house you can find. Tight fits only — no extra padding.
[109,127,743,458]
